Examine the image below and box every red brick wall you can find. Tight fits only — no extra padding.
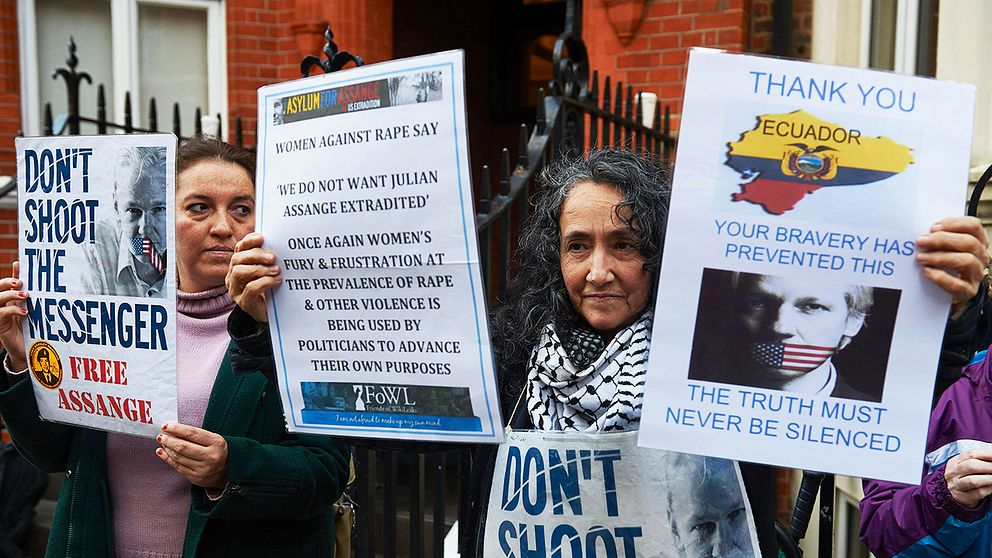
[584,0,749,132]
[0,208,16,267]
[225,1,294,148]
[750,0,812,58]
[226,0,393,148]
[0,1,18,266]
[0,0,20,178]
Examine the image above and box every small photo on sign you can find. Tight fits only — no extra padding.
[687,268,900,403]
[80,146,168,298]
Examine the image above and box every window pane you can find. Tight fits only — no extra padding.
[844,500,872,558]
[870,0,897,70]
[916,0,939,76]
[138,4,208,136]
[37,0,113,134]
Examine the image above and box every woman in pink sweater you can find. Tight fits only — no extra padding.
[0,137,348,557]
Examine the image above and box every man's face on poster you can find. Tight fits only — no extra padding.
[670,461,751,558]
[738,276,865,379]
[117,164,167,252]
[39,355,50,376]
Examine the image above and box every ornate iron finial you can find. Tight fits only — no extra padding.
[550,33,590,100]
[52,37,92,135]
[549,0,590,100]
[300,25,365,77]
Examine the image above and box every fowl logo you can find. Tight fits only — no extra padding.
[726,110,913,215]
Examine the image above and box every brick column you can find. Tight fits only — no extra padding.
[318,0,393,66]
[0,0,20,177]
[226,0,393,147]
[583,0,748,131]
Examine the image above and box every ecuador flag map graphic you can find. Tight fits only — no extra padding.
[726,110,913,215]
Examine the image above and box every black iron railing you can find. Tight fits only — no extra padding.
[31,8,685,557]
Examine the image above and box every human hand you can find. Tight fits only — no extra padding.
[916,216,989,317]
[945,449,992,509]
[156,422,229,489]
[226,232,281,323]
[0,262,28,370]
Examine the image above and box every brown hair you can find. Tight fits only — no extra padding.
[177,135,255,181]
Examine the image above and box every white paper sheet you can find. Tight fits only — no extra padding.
[638,48,975,484]
[16,134,178,437]
[256,50,503,443]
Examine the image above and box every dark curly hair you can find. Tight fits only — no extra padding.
[490,148,672,398]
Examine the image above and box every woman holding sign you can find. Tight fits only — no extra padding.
[477,148,987,558]
[0,136,348,558]
[228,147,989,557]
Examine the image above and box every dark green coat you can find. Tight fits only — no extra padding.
[0,347,349,557]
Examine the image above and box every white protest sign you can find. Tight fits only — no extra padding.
[256,50,503,443]
[16,134,178,437]
[484,429,762,558]
[638,48,975,483]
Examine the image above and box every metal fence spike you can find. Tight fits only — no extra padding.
[517,124,529,169]
[149,97,158,132]
[96,84,107,135]
[173,103,181,137]
[499,149,511,196]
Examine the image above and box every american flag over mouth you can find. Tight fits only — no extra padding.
[129,236,165,274]
[750,342,834,372]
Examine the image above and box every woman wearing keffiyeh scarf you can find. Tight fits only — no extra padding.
[473,148,778,558]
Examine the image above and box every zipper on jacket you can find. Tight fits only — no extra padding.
[66,456,79,556]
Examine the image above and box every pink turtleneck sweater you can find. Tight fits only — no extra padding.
[106,286,235,558]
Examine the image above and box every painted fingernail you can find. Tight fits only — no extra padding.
[161,423,169,431]
[19,308,27,315]
[18,291,25,298]
[156,434,162,443]
[156,448,163,456]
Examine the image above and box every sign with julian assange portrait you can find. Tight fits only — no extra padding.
[637,48,975,483]
[16,134,178,437]
[256,50,503,443]
[483,430,762,558]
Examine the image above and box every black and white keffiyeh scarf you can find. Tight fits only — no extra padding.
[525,312,652,433]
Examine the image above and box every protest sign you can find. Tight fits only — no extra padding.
[483,429,762,558]
[638,48,976,483]
[16,134,178,437]
[256,50,503,442]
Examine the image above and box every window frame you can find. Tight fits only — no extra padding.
[858,0,921,74]
[17,0,227,136]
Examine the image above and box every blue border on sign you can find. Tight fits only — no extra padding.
[258,57,498,439]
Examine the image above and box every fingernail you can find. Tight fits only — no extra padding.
[161,423,169,431]
[18,291,25,298]
[156,434,162,443]
[932,223,945,231]
[156,448,163,456]
[19,308,27,315]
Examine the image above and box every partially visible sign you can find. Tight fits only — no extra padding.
[484,429,762,557]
